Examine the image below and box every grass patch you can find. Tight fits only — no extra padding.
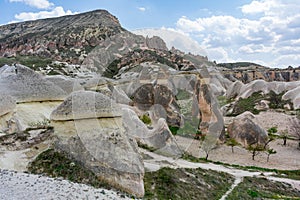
[230,91,263,116]
[180,153,300,180]
[28,149,111,189]
[144,167,234,200]
[0,56,52,70]
[227,177,300,200]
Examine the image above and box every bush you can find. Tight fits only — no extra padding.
[140,114,151,125]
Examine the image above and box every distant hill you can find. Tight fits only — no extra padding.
[0,10,124,64]
[217,62,267,70]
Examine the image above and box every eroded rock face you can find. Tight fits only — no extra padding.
[227,111,268,147]
[50,91,144,197]
[0,64,67,102]
[132,83,181,127]
[122,108,182,157]
[282,86,300,109]
[0,95,15,117]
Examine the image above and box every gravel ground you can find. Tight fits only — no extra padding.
[0,169,132,200]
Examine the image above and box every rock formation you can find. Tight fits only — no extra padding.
[50,91,144,197]
[227,112,268,147]
[122,107,182,157]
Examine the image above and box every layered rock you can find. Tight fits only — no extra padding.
[227,111,268,147]
[50,91,144,197]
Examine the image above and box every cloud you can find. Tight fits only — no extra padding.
[173,0,300,67]
[9,0,54,9]
[14,6,76,21]
[132,28,207,56]
[138,7,146,12]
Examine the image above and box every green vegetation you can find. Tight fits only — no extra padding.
[139,114,152,125]
[176,89,192,100]
[226,138,240,153]
[169,126,180,135]
[137,141,156,152]
[216,62,264,69]
[230,91,264,116]
[227,177,300,199]
[181,153,300,180]
[230,90,293,116]
[103,59,121,78]
[144,167,234,200]
[28,149,111,189]
[217,95,233,107]
[0,56,52,69]
[268,90,292,109]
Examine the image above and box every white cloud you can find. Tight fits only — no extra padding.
[173,0,300,67]
[240,0,279,15]
[9,0,54,9]
[14,6,76,21]
[132,28,207,56]
[138,7,146,12]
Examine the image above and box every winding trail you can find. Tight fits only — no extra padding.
[142,149,300,199]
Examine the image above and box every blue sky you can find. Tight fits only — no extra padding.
[1,0,300,68]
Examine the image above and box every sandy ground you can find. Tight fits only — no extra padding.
[0,169,132,200]
[175,136,300,170]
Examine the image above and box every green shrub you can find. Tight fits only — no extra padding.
[140,114,152,125]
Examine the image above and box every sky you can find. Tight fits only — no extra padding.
[1,0,300,68]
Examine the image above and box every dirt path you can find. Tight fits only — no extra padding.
[142,149,300,199]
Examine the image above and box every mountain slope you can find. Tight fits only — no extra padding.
[0,10,124,64]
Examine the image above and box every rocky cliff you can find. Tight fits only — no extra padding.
[218,62,300,83]
[0,10,124,64]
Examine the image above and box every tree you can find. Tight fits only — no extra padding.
[266,148,277,162]
[280,129,289,146]
[247,143,265,161]
[201,134,218,160]
[290,116,300,149]
[226,138,239,153]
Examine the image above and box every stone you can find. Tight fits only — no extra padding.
[50,91,144,197]
[226,81,244,99]
[282,86,300,109]
[0,64,67,103]
[227,111,268,147]
[50,91,122,121]
[0,95,16,117]
[131,83,181,127]
[122,107,182,157]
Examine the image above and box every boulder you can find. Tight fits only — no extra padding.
[0,64,67,102]
[227,111,268,147]
[50,91,144,197]
[122,107,182,157]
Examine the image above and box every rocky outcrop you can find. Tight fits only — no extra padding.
[122,108,182,157]
[0,95,15,117]
[0,10,123,64]
[0,64,67,102]
[282,86,300,109]
[228,79,300,99]
[50,91,144,197]
[220,63,300,83]
[227,112,268,147]
[226,81,244,99]
[131,83,181,127]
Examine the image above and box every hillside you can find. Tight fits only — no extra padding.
[0,9,124,64]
